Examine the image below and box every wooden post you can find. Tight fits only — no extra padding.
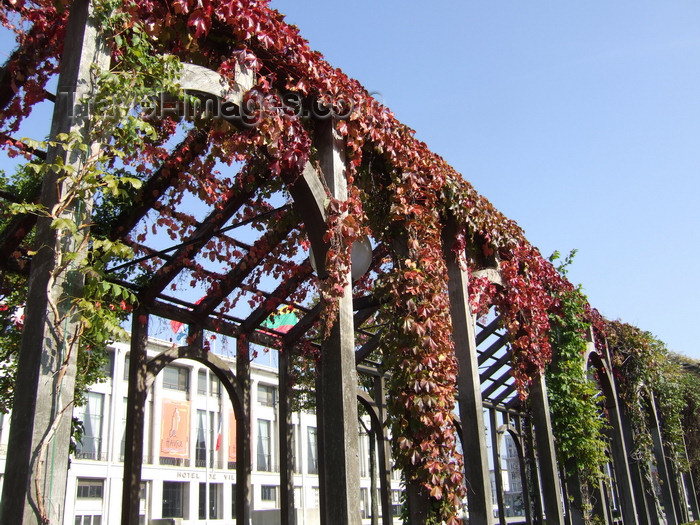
[442,220,495,525]
[0,2,109,523]
[374,376,393,525]
[524,418,545,524]
[121,311,150,525]
[530,373,565,525]
[515,416,534,525]
[601,382,641,525]
[648,394,679,525]
[490,410,507,525]
[681,435,700,521]
[314,117,361,525]
[593,339,640,525]
[236,338,252,524]
[279,346,296,525]
[562,461,586,525]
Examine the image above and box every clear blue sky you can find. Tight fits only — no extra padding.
[268,0,700,360]
[1,3,699,360]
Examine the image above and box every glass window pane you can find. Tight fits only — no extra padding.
[162,481,185,518]
[257,419,271,471]
[307,427,317,475]
[198,370,207,395]
[76,393,104,460]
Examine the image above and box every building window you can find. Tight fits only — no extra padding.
[74,516,102,525]
[103,351,115,378]
[162,366,189,392]
[198,370,221,396]
[120,397,128,461]
[196,410,216,468]
[307,427,318,475]
[392,489,402,517]
[291,423,300,473]
[199,482,223,519]
[261,485,277,503]
[361,488,369,519]
[257,419,272,471]
[124,356,130,381]
[76,479,104,499]
[231,484,237,517]
[257,384,276,407]
[162,481,187,518]
[75,393,104,460]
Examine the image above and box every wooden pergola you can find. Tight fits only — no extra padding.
[0,2,697,525]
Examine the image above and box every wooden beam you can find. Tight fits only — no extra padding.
[139,176,257,304]
[194,213,296,317]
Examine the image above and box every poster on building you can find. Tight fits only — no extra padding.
[160,400,190,458]
[228,413,237,463]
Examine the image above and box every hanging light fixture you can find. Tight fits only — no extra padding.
[309,235,373,282]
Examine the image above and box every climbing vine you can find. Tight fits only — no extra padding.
[607,320,688,474]
[544,252,610,522]
[1,2,698,524]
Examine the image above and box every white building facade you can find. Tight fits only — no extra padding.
[0,338,402,524]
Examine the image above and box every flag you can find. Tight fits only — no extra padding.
[170,297,205,342]
[262,305,297,334]
[170,319,186,342]
[12,305,24,329]
[215,414,223,451]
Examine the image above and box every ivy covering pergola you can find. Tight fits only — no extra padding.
[0,2,698,525]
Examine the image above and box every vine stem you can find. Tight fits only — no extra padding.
[34,322,81,524]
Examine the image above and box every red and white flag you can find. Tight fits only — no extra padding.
[215,414,223,451]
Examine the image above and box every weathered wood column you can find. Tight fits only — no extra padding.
[236,338,253,524]
[524,418,545,523]
[121,310,150,525]
[279,346,296,525]
[0,2,108,523]
[530,373,565,525]
[514,416,534,525]
[374,376,394,525]
[648,394,679,525]
[618,401,659,525]
[314,117,361,525]
[588,340,640,524]
[489,410,507,525]
[589,345,640,525]
[682,435,700,521]
[441,221,495,525]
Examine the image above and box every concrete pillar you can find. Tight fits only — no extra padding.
[442,221,495,525]
[0,2,108,523]
[530,373,565,525]
[314,117,361,525]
